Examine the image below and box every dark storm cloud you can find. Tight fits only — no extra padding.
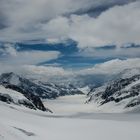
[72,0,138,17]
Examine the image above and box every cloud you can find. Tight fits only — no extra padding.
[0,0,139,48]
[80,58,140,75]
[12,58,140,78]
[0,43,17,56]
[17,58,140,86]
[22,65,71,77]
[25,58,140,76]
[0,57,140,86]
[42,1,140,48]
[0,0,140,81]
[0,43,61,65]
[78,47,140,59]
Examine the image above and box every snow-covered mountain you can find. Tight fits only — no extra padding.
[0,72,83,99]
[1,69,140,113]
[87,69,140,112]
[0,85,37,109]
[0,85,53,112]
[0,72,83,112]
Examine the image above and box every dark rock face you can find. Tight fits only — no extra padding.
[100,75,140,105]
[24,93,47,111]
[0,93,13,103]
[102,75,140,100]
[87,73,140,109]
[3,84,47,111]
[18,99,37,110]
[0,92,37,110]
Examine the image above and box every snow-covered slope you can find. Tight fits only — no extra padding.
[0,85,53,112]
[0,99,140,140]
[87,70,140,112]
[0,85,36,109]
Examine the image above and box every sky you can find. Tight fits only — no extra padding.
[0,0,140,85]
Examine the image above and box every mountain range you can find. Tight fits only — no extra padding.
[0,72,83,112]
[0,68,140,113]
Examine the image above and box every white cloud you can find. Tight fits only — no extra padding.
[22,65,71,77]
[16,58,140,85]
[1,0,131,29]
[0,43,61,65]
[0,57,140,86]
[0,43,17,56]
[80,58,140,75]
[78,47,140,58]
[0,0,139,48]
[0,63,74,83]
[13,58,140,76]
[13,58,140,77]
[13,51,60,65]
[40,1,140,48]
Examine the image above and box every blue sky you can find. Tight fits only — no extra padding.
[15,41,112,69]
[0,41,139,70]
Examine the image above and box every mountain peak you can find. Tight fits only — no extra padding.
[0,72,20,85]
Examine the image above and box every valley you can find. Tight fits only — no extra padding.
[0,98,140,140]
[1,70,140,140]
